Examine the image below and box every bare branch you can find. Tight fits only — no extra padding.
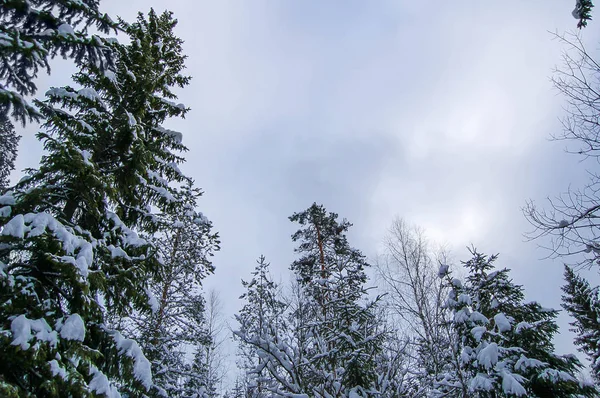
[525,32,600,270]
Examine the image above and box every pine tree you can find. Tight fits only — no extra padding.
[1,0,119,124]
[0,116,20,188]
[0,9,199,396]
[438,249,596,397]
[235,256,287,397]
[288,203,384,397]
[562,266,600,382]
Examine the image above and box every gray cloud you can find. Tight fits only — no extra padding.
[10,0,600,379]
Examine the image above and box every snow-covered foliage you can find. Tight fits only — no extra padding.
[0,0,118,124]
[288,204,384,396]
[96,11,218,398]
[0,163,152,396]
[435,249,596,397]
[0,8,211,397]
[562,266,600,382]
[235,205,384,397]
[35,9,191,233]
[234,256,290,397]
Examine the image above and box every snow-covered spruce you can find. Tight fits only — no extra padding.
[234,255,291,397]
[0,9,205,397]
[562,266,600,382]
[0,0,118,124]
[435,249,596,397]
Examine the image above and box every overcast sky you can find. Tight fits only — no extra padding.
[10,0,600,383]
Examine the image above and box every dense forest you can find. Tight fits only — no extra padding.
[1,1,600,397]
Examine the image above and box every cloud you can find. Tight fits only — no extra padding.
[9,0,600,380]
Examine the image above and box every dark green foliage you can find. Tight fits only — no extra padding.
[0,0,119,124]
[0,8,202,396]
[290,203,369,311]
[439,249,596,397]
[0,116,20,188]
[573,0,594,28]
[562,266,600,382]
[35,8,191,233]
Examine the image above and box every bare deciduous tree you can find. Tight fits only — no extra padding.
[525,33,600,268]
[204,289,228,394]
[375,218,451,392]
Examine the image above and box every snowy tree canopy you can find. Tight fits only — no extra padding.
[0,0,119,125]
[0,8,202,397]
[437,249,597,397]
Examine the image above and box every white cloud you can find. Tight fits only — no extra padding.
[9,0,600,383]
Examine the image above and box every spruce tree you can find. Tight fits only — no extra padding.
[35,8,192,234]
[0,116,20,188]
[289,203,383,397]
[562,266,600,382]
[1,0,118,124]
[0,9,200,396]
[235,256,287,397]
[438,249,596,397]
[0,99,153,396]
[573,0,594,28]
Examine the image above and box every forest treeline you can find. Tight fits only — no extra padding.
[0,1,599,397]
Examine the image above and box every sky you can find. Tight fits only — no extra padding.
[10,0,600,385]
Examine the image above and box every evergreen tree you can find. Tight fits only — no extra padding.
[1,0,118,124]
[0,9,200,396]
[573,0,594,28]
[438,249,596,397]
[35,8,192,234]
[288,203,383,397]
[0,100,153,396]
[0,116,20,188]
[562,266,600,382]
[129,183,218,397]
[235,256,287,397]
